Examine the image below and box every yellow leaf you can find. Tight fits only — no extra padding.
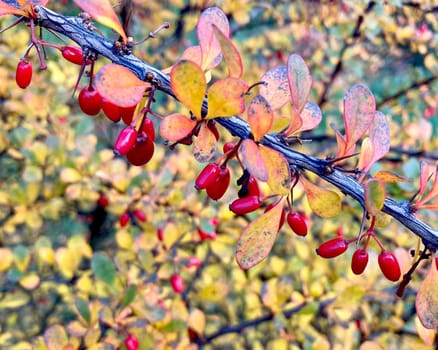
[188,308,206,335]
[55,248,77,280]
[364,179,386,216]
[374,170,410,183]
[193,122,217,163]
[60,168,82,183]
[163,221,180,249]
[300,176,342,218]
[236,198,286,269]
[416,257,438,329]
[415,315,437,346]
[259,145,291,196]
[19,273,40,290]
[206,78,248,119]
[0,248,13,272]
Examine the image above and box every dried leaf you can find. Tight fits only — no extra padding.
[374,170,410,183]
[0,1,26,16]
[300,176,342,218]
[193,122,217,163]
[171,60,206,120]
[213,25,243,78]
[95,64,149,107]
[197,7,229,70]
[236,198,286,269]
[259,66,290,110]
[239,139,268,182]
[287,54,312,112]
[259,145,291,196]
[364,179,386,216]
[206,78,248,118]
[247,95,273,141]
[159,113,196,142]
[73,0,127,43]
[416,257,438,329]
[343,84,376,151]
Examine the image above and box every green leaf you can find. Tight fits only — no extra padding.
[236,198,286,269]
[75,297,91,325]
[91,253,116,287]
[364,179,386,216]
[121,285,137,309]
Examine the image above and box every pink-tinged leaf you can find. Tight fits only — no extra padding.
[343,83,376,151]
[0,1,26,16]
[374,170,410,183]
[416,257,438,329]
[282,106,303,136]
[197,7,229,70]
[44,324,69,350]
[415,316,437,346]
[236,198,286,269]
[17,0,48,6]
[419,161,435,197]
[171,60,206,120]
[366,111,390,170]
[247,95,273,141]
[421,200,438,210]
[357,137,374,172]
[180,45,203,66]
[300,176,342,218]
[364,179,386,216]
[331,123,347,158]
[95,64,149,107]
[206,78,248,119]
[259,66,290,110]
[299,101,322,132]
[259,145,291,196]
[212,25,243,78]
[193,122,217,163]
[73,0,127,43]
[287,54,312,112]
[418,165,438,206]
[239,139,268,182]
[159,113,197,142]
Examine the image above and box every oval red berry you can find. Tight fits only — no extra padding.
[16,60,32,89]
[195,163,220,190]
[351,248,369,275]
[229,195,261,215]
[378,251,401,281]
[170,273,184,293]
[287,212,308,236]
[78,86,102,116]
[316,237,348,259]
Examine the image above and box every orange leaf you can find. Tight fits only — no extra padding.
[239,139,268,182]
[300,176,342,218]
[206,78,248,119]
[357,137,374,171]
[343,84,376,151]
[236,198,286,269]
[259,145,291,196]
[259,66,290,110]
[95,64,149,107]
[193,123,217,163]
[299,101,322,132]
[247,95,273,141]
[17,0,48,6]
[416,257,438,329]
[171,60,206,120]
[419,161,436,197]
[213,25,243,78]
[364,179,386,216]
[287,54,312,112]
[0,1,26,16]
[282,105,303,136]
[197,7,229,70]
[373,170,410,183]
[73,0,127,43]
[419,165,438,206]
[159,113,197,142]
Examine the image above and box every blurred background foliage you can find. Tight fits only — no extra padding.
[0,0,437,349]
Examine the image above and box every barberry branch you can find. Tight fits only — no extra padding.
[16,4,438,250]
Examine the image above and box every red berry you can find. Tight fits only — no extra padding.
[101,98,121,122]
[119,212,130,227]
[287,212,307,236]
[121,105,137,124]
[170,273,184,293]
[378,251,401,281]
[61,46,88,65]
[114,126,138,155]
[124,334,139,350]
[351,248,369,275]
[238,173,260,198]
[126,133,154,166]
[98,195,109,208]
[16,60,32,89]
[140,117,155,141]
[223,142,236,157]
[78,86,102,116]
[133,209,147,222]
[157,227,164,241]
[247,175,260,197]
[186,257,202,268]
[209,218,219,226]
[206,166,230,200]
[316,237,349,258]
[195,163,220,190]
[198,227,216,241]
[264,202,286,230]
[230,195,261,215]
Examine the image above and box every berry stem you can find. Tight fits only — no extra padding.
[29,18,47,70]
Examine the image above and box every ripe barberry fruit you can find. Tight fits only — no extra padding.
[170,273,184,293]
[316,237,349,258]
[351,248,369,275]
[97,195,109,208]
[237,172,260,198]
[157,227,164,241]
[140,117,155,141]
[126,133,154,166]
[133,209,147,222]
[206,166,230,200]
[230,195,261,215]
[101,98,121,122]
[378,251,401,281]
[119,212,130,227]
[195,163,220,190]
[61,46,88,65]
[223,142,236,157]
[198,227,216,241]
[121,105,137,124]
[16,60,32,89]
[114,126,138,155]
[186,257,202,268]
[287,212,308,236]
[78,86,102,116]
[124,334,139,350]
[264,202,286,230]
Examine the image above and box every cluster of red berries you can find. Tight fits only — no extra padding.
[316,231,401,282]
[119,208,147,227]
